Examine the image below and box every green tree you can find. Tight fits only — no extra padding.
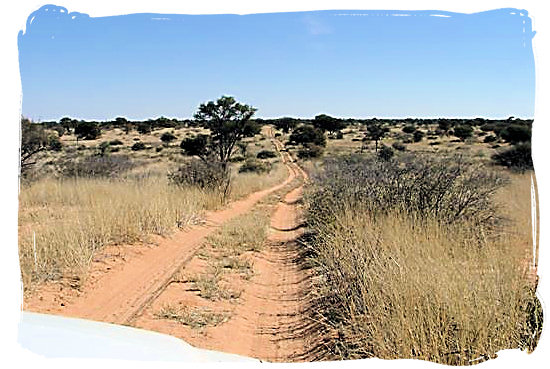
[501,124,531,144]
[288,124,326,147]
[193,96,259,164]
[59,117,77,134]
[313,114,346,134]
[365,122,389,152]
[492,142,533,171]
[137,122,152,134]
[273,117,298,133]
[453,125,474,141]
[20,118,61,173]
[75,121,101,140]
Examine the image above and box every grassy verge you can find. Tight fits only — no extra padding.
[304,156,542,364]
[19,157,283,291]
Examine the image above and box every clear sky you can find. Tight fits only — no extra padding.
[18,5,535,121]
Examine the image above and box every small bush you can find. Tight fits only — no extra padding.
[308,154,507,227]
[453,125,474,141]
[402,125,416,134]
[413,130,424,142]
[392,141,406,152]
[160,132,177,144]
[492,143,533,171]
[378,145,394,161]
[109,139,124,146]
[168,159,231,199]
[256,150,277,159]
[131,142,146,151]
[484,135,497,143]
[297,144,323,159]
[59,155,135,178]
[239,158,272,174]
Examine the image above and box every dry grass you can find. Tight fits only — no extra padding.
[155,304,231,329]
[230,161,288,200]
[19,132,285,291]
[305,165,541,364]
[188,267,242,301]
[206,209,270,254]
[18,175,218,288]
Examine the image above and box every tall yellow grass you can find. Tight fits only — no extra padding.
[18,176,216,287]
[19,158,288,290]
[307,173,540,364]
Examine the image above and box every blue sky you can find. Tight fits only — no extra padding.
[18,5,535,121]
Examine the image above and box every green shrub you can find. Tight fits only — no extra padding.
[297,144,323,159]
[238,158,272,173]
[256,150,277,159]
[59,155,135,178]
[160,132,177,144]
[378,145,394,161]
[392,141,406,152]
[131,142,146,151]
[413,130,424,142]
[168,159,231,198]
[402,125,416,134]
[492,143,533,171]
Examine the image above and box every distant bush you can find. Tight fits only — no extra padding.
[336,131,344,139]
[453,125,474,141]
[239,158,272,173]
[492,143,533,171]
[402,125,416,134]
[168,159,230,198]
[297,144,324,159]
[131,142,146,151]
[230,155,245,162]
[256,150,277,159]
[483,135,497,143]
[109,139,124,146]
[137,122,152,134]
[413,130,424,142]
[392,141,406,151]
[59,155,135,178]
[75,121,101,140]
[289,125,326,147]
[500,124,531,144]
[160,132,177,144]
[378,145,394,161]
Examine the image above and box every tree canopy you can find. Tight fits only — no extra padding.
[192,96,260,163]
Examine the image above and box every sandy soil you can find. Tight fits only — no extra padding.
[133,159,313,362]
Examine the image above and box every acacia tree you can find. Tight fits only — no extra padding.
[20,117,61,174]
[365,122,389,152]
[313,114,346,135]
[191,96,259,165]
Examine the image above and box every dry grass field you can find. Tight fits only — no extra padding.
[18,125,283,290]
